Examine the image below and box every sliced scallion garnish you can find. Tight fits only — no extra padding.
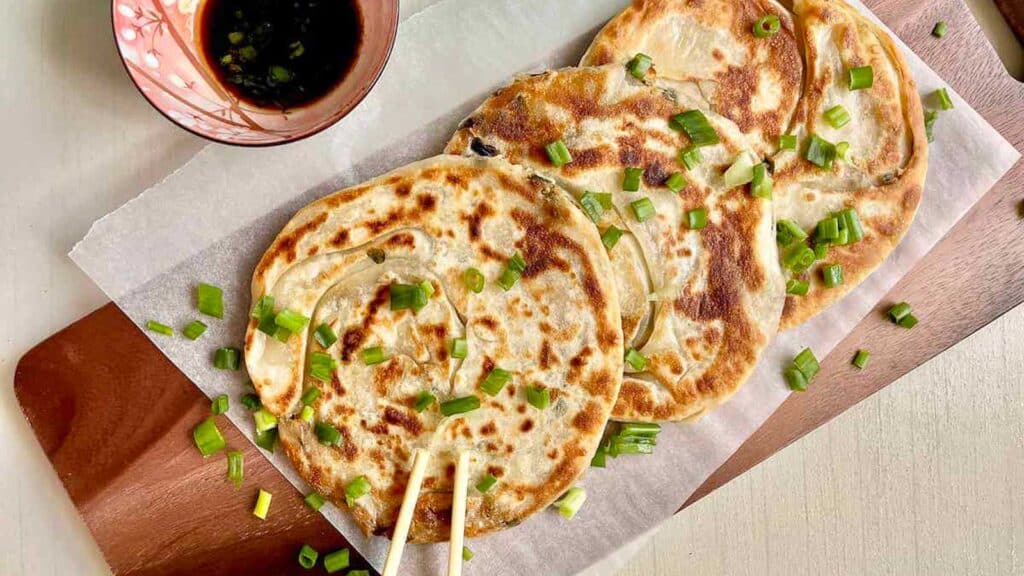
[450,337,468,360]
[476,473,498,493]
[665,172,687,192]
[752,14,781,38]
[210,394,229,415]
[314,421,342,446]
[625,348,647,371]
[848,66,874,90]
[852,349,871,369]
[252,489,272,520]
[414,391,436,412]
[439,395,481,416]
[314,323,337,348]
[297,544,319,570]
[601,225,624,250]
[362,346,388,366]
[480,367,512,396]
[670,110,720,147]
[622,167,644,192]
[344,475,371,507]
[193,417,226,457]
[146,320,173,336]
[823,105,851,128]
[463,267,485,294]
[821,263,844,288]
[197,283,224,318]
[323,549,350,574]
[227,450,243,487]
[630,197,656,222]
[545,139,573,167]
[553,486,587,520]
[526,386,551,410]
[750,162,773,199]
[213,347,241,371]
[183,320,208,340]
[686,208,708,230]
[304,492,326,511]
[627,52,653,80]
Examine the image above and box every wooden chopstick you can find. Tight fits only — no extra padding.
[382,448,431,576]
[447,451,470,576]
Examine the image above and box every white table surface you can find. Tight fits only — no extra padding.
[0,0,1020,575]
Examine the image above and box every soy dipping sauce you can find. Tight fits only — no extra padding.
[200,0,362,110]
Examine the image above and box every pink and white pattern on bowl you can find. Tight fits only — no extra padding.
[112,0,397,146]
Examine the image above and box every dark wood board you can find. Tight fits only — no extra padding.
[14,0,1023,574]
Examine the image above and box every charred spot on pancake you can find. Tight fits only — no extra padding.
[571,401,603,433]
[520,419,534,433]
[380,405,419,432]
[463,201,495,241]
[539,340,556,369]
[417,194,437,212]
[340,327,366,362]
[479,421,497,436]
[268,211,329,265]
[445,463,456,479]
[307,245,320,257]
[487,465,505,478]
[395,183,412,197]
[330,228,349,247]
[470,137,499,157]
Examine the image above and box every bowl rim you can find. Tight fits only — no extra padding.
[110,0,400,148]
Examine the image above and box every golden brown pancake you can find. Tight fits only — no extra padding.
[447,65,785,422]
[245,156,623,541]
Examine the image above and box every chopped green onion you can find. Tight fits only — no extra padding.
[315,421,342,446]
[526,386,551,410]
[821,264,844,288]
[227,450,243,487]
[309,352,337,383]
[817,217,840,242]
[679,146,703,170]
[782,244,816,273]
[450,337,469,359]
[848,66,874,90]
[323,548,350,574]
[253,489,272,520]
[301,386,321,406]
[298,544,319,570]
[753,14,781,38]
[197,283,224,318]
[253,408,278,434]
[344,475,372,507]
[852,349,871,369]
[304,492,326,511]
[776,219,808,246]
[362,346,388,366]
[924,109,939,143]
[786,279,809,296]
[804,134,837,169]
[627,52,653,79]
[579,191,606,223]
[462,546,474,562]
[254,428,278,452]
[463,268,485,294]
[211,394,229,415]
[779,134,798,150]
[367,247,386,264]
[275,309,310,333]
[347,571,369,576]
[888,302,912,323]
[314,323,338,348]
[814,242,829,260]
[390,283,428,312]
[497,252,527,291]
[620,422,661,437]
[625,348,647,371]
[553,486,587,520]
[934,87,954,110]
[419,280,435,299]
[146,320,173,336]
[686,208,708,230]
[898,313,919,329]
[630,197,656,222]
[480,367,512,396]
[622,167,644,192]
[793,347,820,380]
[824,105,851,129]
[228,31,245,45]
[670,110,720,147]
[784,366,808,391]
[610,438,655,455]
[183,320,207,340]
[840,208,864,243]
[545,140,573,167]
[241,393,262,411]
[214,347,241,370]
[932,21,948,38]
[590,444,608,468]
[414,391,436,412]
[251,295,275,321]
[476,473,498,493]
[439,395,481,416]
[193,417,226,457]
[300,405,314,423]
[835,141,850,160]
[601,225,624,250]
[723,151,757,188]
[751,163,773,199]
[665,172,687,192]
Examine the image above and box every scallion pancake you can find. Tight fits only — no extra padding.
[245,155,623,542]
[447,65,785,422]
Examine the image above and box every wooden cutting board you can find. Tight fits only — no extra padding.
[14,1,1023,574]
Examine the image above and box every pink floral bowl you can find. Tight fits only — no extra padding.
[112,0,399,146]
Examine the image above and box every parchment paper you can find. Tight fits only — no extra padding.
[70,0,1020,574]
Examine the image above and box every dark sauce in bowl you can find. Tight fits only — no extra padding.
[200,0,362,110]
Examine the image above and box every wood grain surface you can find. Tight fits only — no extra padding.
[9,0,1024,575]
